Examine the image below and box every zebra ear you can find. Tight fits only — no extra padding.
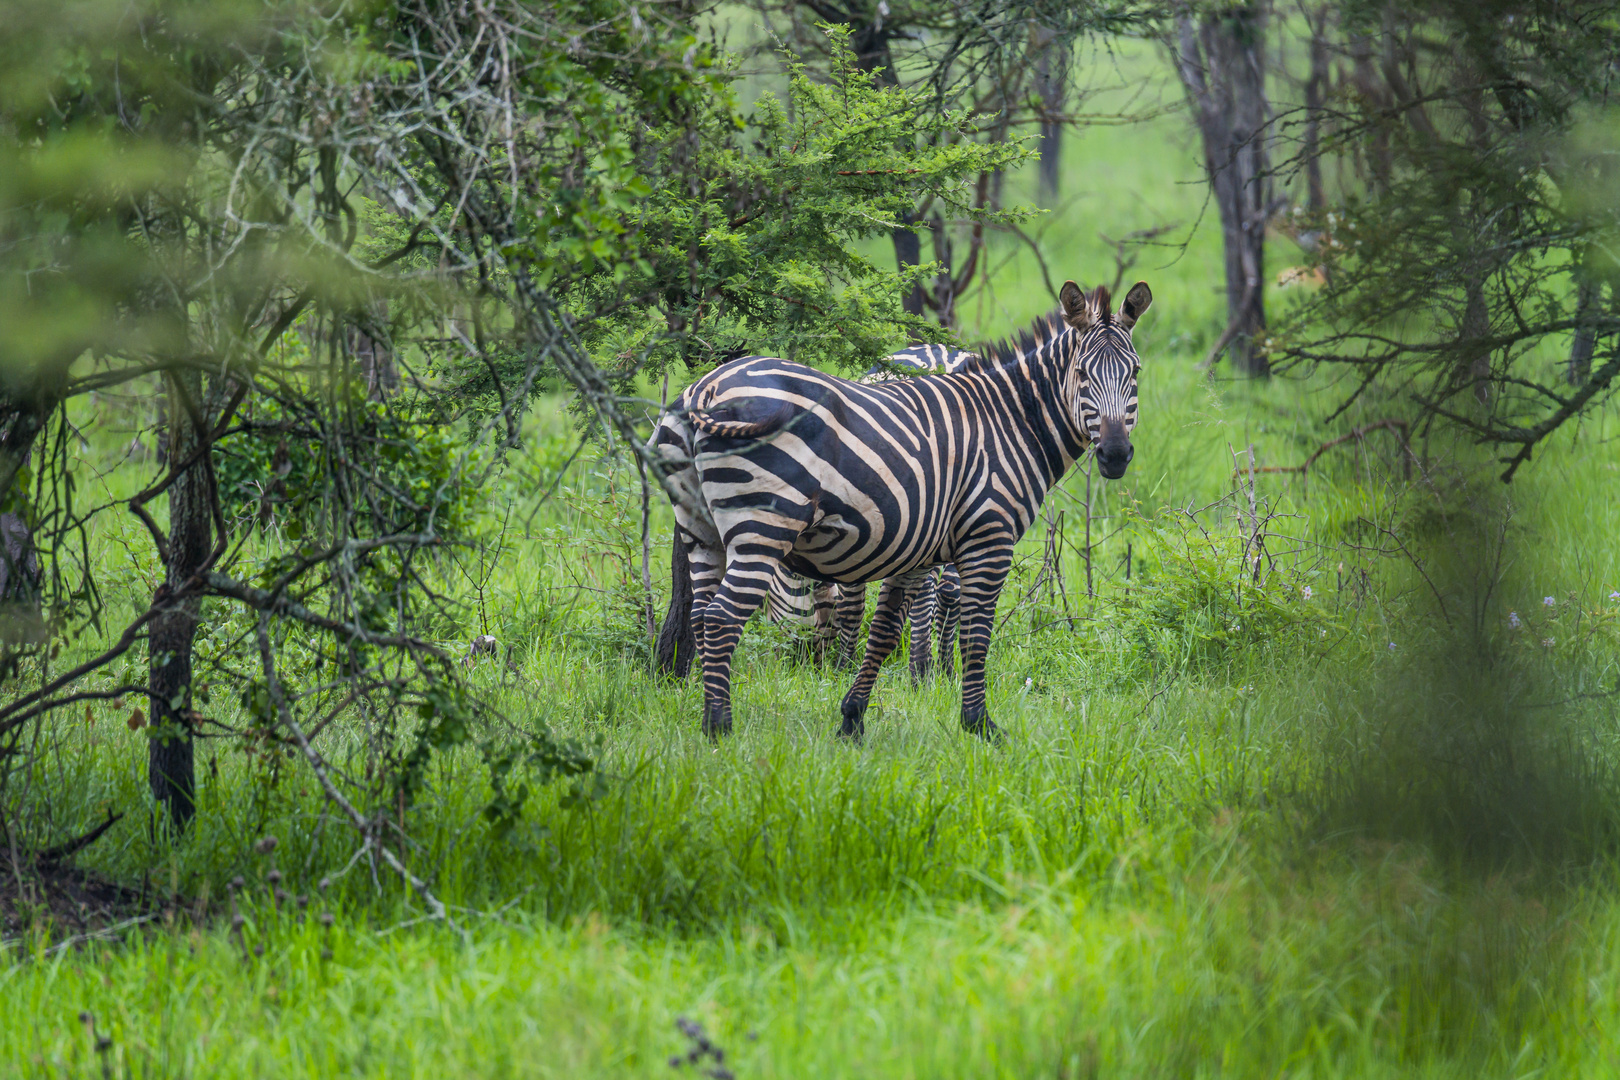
[1118,281,1153,331]
[1091,285,1112,323]
[1059,280,1092,328]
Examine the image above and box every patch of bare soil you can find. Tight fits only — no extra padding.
[2,814,160,949]
[1,860,152,944]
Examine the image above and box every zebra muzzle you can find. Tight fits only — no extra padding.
[1096,417,1133,479]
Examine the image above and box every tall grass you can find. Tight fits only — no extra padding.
[6,34,1620,1079]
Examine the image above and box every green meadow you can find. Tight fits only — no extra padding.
[6,35,1620,1080]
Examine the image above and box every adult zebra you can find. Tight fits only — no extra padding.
[651,280,1151,740]
[655,343,975,679]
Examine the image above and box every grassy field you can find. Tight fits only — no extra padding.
[6,34,1620,1080]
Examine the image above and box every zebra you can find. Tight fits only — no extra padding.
[657,343,976,679]
[650,280,1151,740]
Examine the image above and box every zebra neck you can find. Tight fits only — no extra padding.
[976,350,1088,492]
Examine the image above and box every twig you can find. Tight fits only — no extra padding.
[34,811,124,866]
[254,613,463,939]
[1230,420,1412,480]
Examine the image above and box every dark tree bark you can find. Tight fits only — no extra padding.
[351,327,398,399]
[1347,34,1392,192]
[1173,2,1273,377]
[656,529,696,678]
[893,215,925,317]
[1036,44,1067,201]
[148,370,213,833]
[1303,6,1330,214]
[1568,276,1604,386]
[0,376,65,638]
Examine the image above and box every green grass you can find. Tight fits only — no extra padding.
[8,32,1620,1080]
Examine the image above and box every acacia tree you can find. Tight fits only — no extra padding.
[747,0,1154,327]
[1272,0,1620,480]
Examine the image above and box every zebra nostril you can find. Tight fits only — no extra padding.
[1126,445,1135,463]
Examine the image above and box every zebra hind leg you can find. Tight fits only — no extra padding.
[810,583,838,666]
[690,545,766,739]
[907,570,939,686]
[838,571,926,740]
[833,584,866,669]
[936,564,961,680]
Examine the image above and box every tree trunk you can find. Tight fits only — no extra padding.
[1568,276,1602,386]
[1462,273,1492,406]
[893,216,925,317]
[656,529,696,678]
[1303,7,1329,214]
[1172,3,1273,377]
[148,370,212,833]
[1037,45,1066,201]
[1,379,64,640]
[349,307,397,400]
[1348,35,1392,192]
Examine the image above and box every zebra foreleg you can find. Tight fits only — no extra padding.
[837,571,927,740]
[955,555,1011,742]
[936,565,961,680]
[907,571,939,685]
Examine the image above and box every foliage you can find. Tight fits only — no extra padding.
[1110,497,1338,677]
[571,27,1033,373]
[1273,0,1620,480]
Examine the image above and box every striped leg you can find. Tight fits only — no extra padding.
[955,552,1010,741]
[685,537,726,713]
[834,584,866,669]
[936,564,961,680]
[810,583,838,666]
[693,545,780,738]
[907,570,940,685]
[837,570,928,739]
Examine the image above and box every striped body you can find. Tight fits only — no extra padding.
[764,343,977,677]
[652,281,1152,739]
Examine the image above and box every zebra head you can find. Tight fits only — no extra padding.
[1058,279,1153,480]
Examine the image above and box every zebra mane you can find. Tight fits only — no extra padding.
[950,310,1070,375]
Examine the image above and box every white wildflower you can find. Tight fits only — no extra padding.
[1507,611,1521,629]
[1543,596,1556,608]
[1542,637,1556,649]
[1388,642,1397,651]
[1609,590,1619,602]
[1301,585,1313,600]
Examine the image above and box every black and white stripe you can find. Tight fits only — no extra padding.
[765,343,978,679]
[651,280,1152,739]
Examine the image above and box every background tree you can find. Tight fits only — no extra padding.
[1272,0,1620,479]
[744,0,1155,327]
[1170,0,1275,377]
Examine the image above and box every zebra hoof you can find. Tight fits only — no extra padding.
[961,710,1003,744]
[703,708,733,741]
[837,696,866,741]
